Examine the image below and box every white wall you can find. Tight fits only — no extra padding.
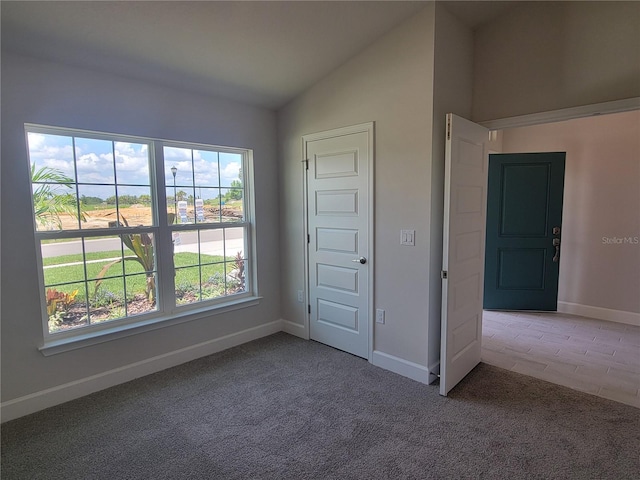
[278,4,473,378]
[0,53,281,416]
[278,5,437,375]
[473,1,640,122]
[501,111,640,319]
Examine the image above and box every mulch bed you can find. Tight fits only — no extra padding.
[51,295,155,331]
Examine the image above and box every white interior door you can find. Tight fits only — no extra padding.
[305,123,373,359]
[440,113,489,396]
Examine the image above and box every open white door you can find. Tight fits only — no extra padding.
[440,113,489,396]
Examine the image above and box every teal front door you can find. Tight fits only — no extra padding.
[484,153,566,310]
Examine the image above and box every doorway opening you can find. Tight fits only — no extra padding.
[479,108,640,406]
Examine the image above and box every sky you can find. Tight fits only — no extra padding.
[27,132,243,201]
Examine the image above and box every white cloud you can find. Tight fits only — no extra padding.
[28,133,76,177]
[221,161,241,186]
[114,144,150,185]
[29,134,243,200]
[27,132,46,150]
[72,148,113,184]
[193,157,219,186]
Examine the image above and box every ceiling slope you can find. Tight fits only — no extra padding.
[1,1,428,108]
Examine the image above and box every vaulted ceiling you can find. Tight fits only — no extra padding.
[1,1,518,109]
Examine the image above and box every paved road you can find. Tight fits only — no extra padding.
[41,229,244,258]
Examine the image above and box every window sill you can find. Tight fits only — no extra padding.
[39,296,262,356]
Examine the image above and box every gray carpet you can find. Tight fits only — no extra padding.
[2,332,639,479]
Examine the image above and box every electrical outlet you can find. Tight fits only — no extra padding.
[297,290,304,303]
[376,308,385,324]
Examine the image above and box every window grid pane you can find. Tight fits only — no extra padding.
[46,281,89,333]
[173,225,248,308]
[164,147,245,226]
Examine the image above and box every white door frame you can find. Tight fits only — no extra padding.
[439,98,639,394]
[480,97,639,130]
[302,122,375,361]
[479,97,640,316]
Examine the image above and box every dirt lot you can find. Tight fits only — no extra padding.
[58,205,152,230]
[58,204,242,230]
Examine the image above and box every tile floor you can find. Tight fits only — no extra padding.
[481,310,640,408]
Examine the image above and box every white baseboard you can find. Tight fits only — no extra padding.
[1,320,283,423]
[371,350,434,384]
[281,319,308,339]
[558,302,640,327]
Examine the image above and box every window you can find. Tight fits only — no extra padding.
[163,145,248,306]
[26,125,255,343]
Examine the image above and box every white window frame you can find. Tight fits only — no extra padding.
[26,124,259,355]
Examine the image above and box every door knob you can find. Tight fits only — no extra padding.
[552,238,560,262]
[352,257,367,264]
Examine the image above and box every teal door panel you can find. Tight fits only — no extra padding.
[484,153,565,310]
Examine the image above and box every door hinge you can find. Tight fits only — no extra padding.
[446,117,451,140]
[308,305,311,314]
[302,159,309,170]
[307,234,310,244]
[441,270,448,279]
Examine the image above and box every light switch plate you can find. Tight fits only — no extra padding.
[400,229,415,246]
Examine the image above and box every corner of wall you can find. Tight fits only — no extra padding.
[281,318,308,339]
[428,3,474,371]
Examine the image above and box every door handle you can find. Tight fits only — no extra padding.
[352,257,367,264]
[552,238,560,263]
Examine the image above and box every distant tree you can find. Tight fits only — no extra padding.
[80,195,104,205]
[138,194,151,204]
[176,190,187,201]
[118,195,138,205]
[224,170,243,202]
[105,195,138,205]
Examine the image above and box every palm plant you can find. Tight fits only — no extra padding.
[31,163,86,229]
[95,215,156,302]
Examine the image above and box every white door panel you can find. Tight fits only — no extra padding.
[305,124,373,359]
[317,263,359,292]
[316,228,359,254]
[440,113,489,396]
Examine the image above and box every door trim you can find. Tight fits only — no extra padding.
[302,122,375,361]
[480,97,640,130]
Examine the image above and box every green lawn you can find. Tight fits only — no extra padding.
[43,250,125,266]
[44,251,231,302]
